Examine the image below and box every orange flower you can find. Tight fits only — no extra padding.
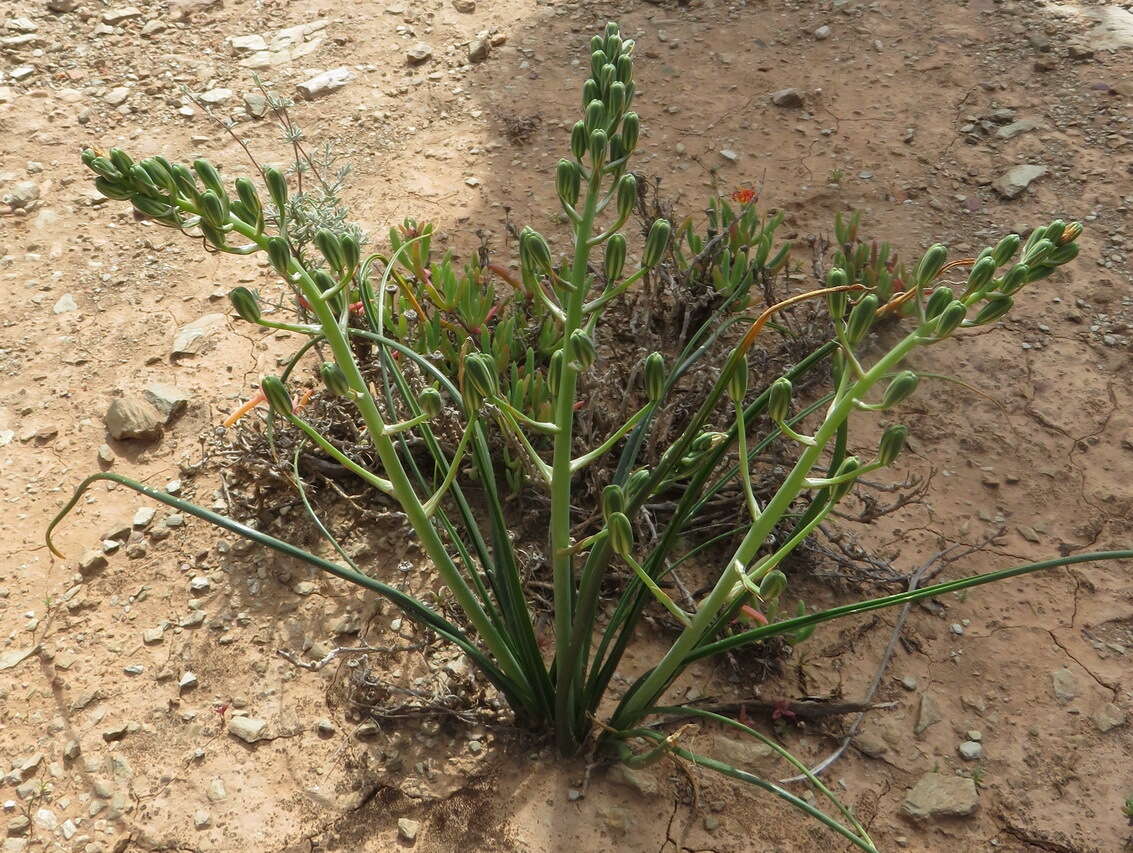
[730,188,758,205]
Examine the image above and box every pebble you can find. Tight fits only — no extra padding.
[104,397,164,441]
[958,740,983,760]
[406,42,433,64]
[296,67,354,99]
[1050,667,1079,703]
[398,817,420,843]
[179,671,199,691]
[133,507,156,528]
[101,7,142,24]
[468,37,490,63]
[52,294,77,314]
[451,0,475,10]
[199,88,233,105]
[79,550,108,576]
[206,778,226,802]
[293,581,316,596]
[190,576,211,593]
[900,675,918,691]
[814,25,831,40]
[315,719,336,737]
[719,149,739,162]
[227,716,268,744]
[770,88,804,108]
[915,693,942,735]
[1093,702,1126,732]
[992,164,1047,200]
[172,313,226,357]
[193,810,210,829]
[902,773,979,819]
[103,87,130,107]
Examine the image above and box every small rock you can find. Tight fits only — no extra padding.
[142,627,165,645]
[206,778,227,802]
[79,550,109,576]
[608,763,658,795]
[98,444,116,465]
[47,0,80,11]
[179,671,199,691]
[6,815,30,836]
[164,513,185,528]
[63,739,81,760]
[719,149,739,162]
[103,87,130,107]
[190,576,211,593]
[451,0,475,10]
[172,313,226,357]
[199,88,233,105]
[102,723,129,743]
[398,817,420,843]
[1050,667,1078,703]
[902,773,979,819]
[354,722,379,740]
[227,716,268,744]
[814,25,831,40]
[900,675,918,691]
[4,181,39,210]
[52,294,77,314]
[228,34,267,53]
[102,7,142,24]
[133,506,156,528]
[142,382,191,421]
[315,719,336,737]
[193,810,210,829]
[992,164,1047,200]
[467,37,490,63]
[770,88,804,108]
[1093,702,1126,732]
[996,119,1040,140]
[406,42,433,64]
[243,92,268,118]
[32,809,57,831]
[915,693,942,735]
[105,397,164,441]
[958,740,983,760]
[296,67,354,99]
[293,581,316,596]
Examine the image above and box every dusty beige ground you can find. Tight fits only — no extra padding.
[2,0,1132,851]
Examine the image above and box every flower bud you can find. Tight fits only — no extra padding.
[1046,242,1078,266]
[581,79,600,108]
[933,300,968,338]
[925,285,954,319]
[758,569,787,602]
[229,287,261,323]
[319,362,351,397]
[569,329,597,371]
[616,53,633,84]
[992,233,1020,266]
[914,243,948,288]
[768,377,792,423]
[644,351,665,402]
[570,121,588,160]
[825,268,849,320]
[263,167,287,213]
[964,255,997,295]
[845,293,879,345]
[828,455,861,502]
[766,244,791,273]
[620,111,640,153]
[877,424,908,466]
[340,234,360,273]
[605,33,622,58]
[585,99,606,134]
[109,148,134,177]
[127,163,156,193]
[520,227,553,273]
[608,511,634,557]
[1058,222,1082,245]
[999,263,1028,295]
[466,353,498,399]
[615,173,637,220]
[1022,238,1054,266]
[691,432,727,452]
[604,234,626,283]
[590,49,608,81]
[599,62,617,91]
[131,195,175,221]
[87,156,122,181]
[1044,219,1065,246]
[601,484,625,520]
[94,177,132,201]
[548,349,563,391]
[727,356,748,403]
[625,468,650,501]
[1024,264,1056,284]
[192,158,225,200]
[233,177,262,225]
[606,80,626,116]
[170,164,201,201]
[972,293,1013,324]
[879,371,918,409]
[589,128,608,166]
[556,159,581,207]
[198,190,227,229]
[260,376,293,416]
[643,218,671,268]
[590,35,604,53]
[266,237,292,276]
[418,386,443,418]
[315,229,346,274]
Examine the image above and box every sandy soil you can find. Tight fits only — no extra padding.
[1,0,1131,851]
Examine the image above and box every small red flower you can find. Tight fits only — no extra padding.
[730,188,758,205]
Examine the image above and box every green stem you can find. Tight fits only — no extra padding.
[551,166,603,753]
[570,404,650,472]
